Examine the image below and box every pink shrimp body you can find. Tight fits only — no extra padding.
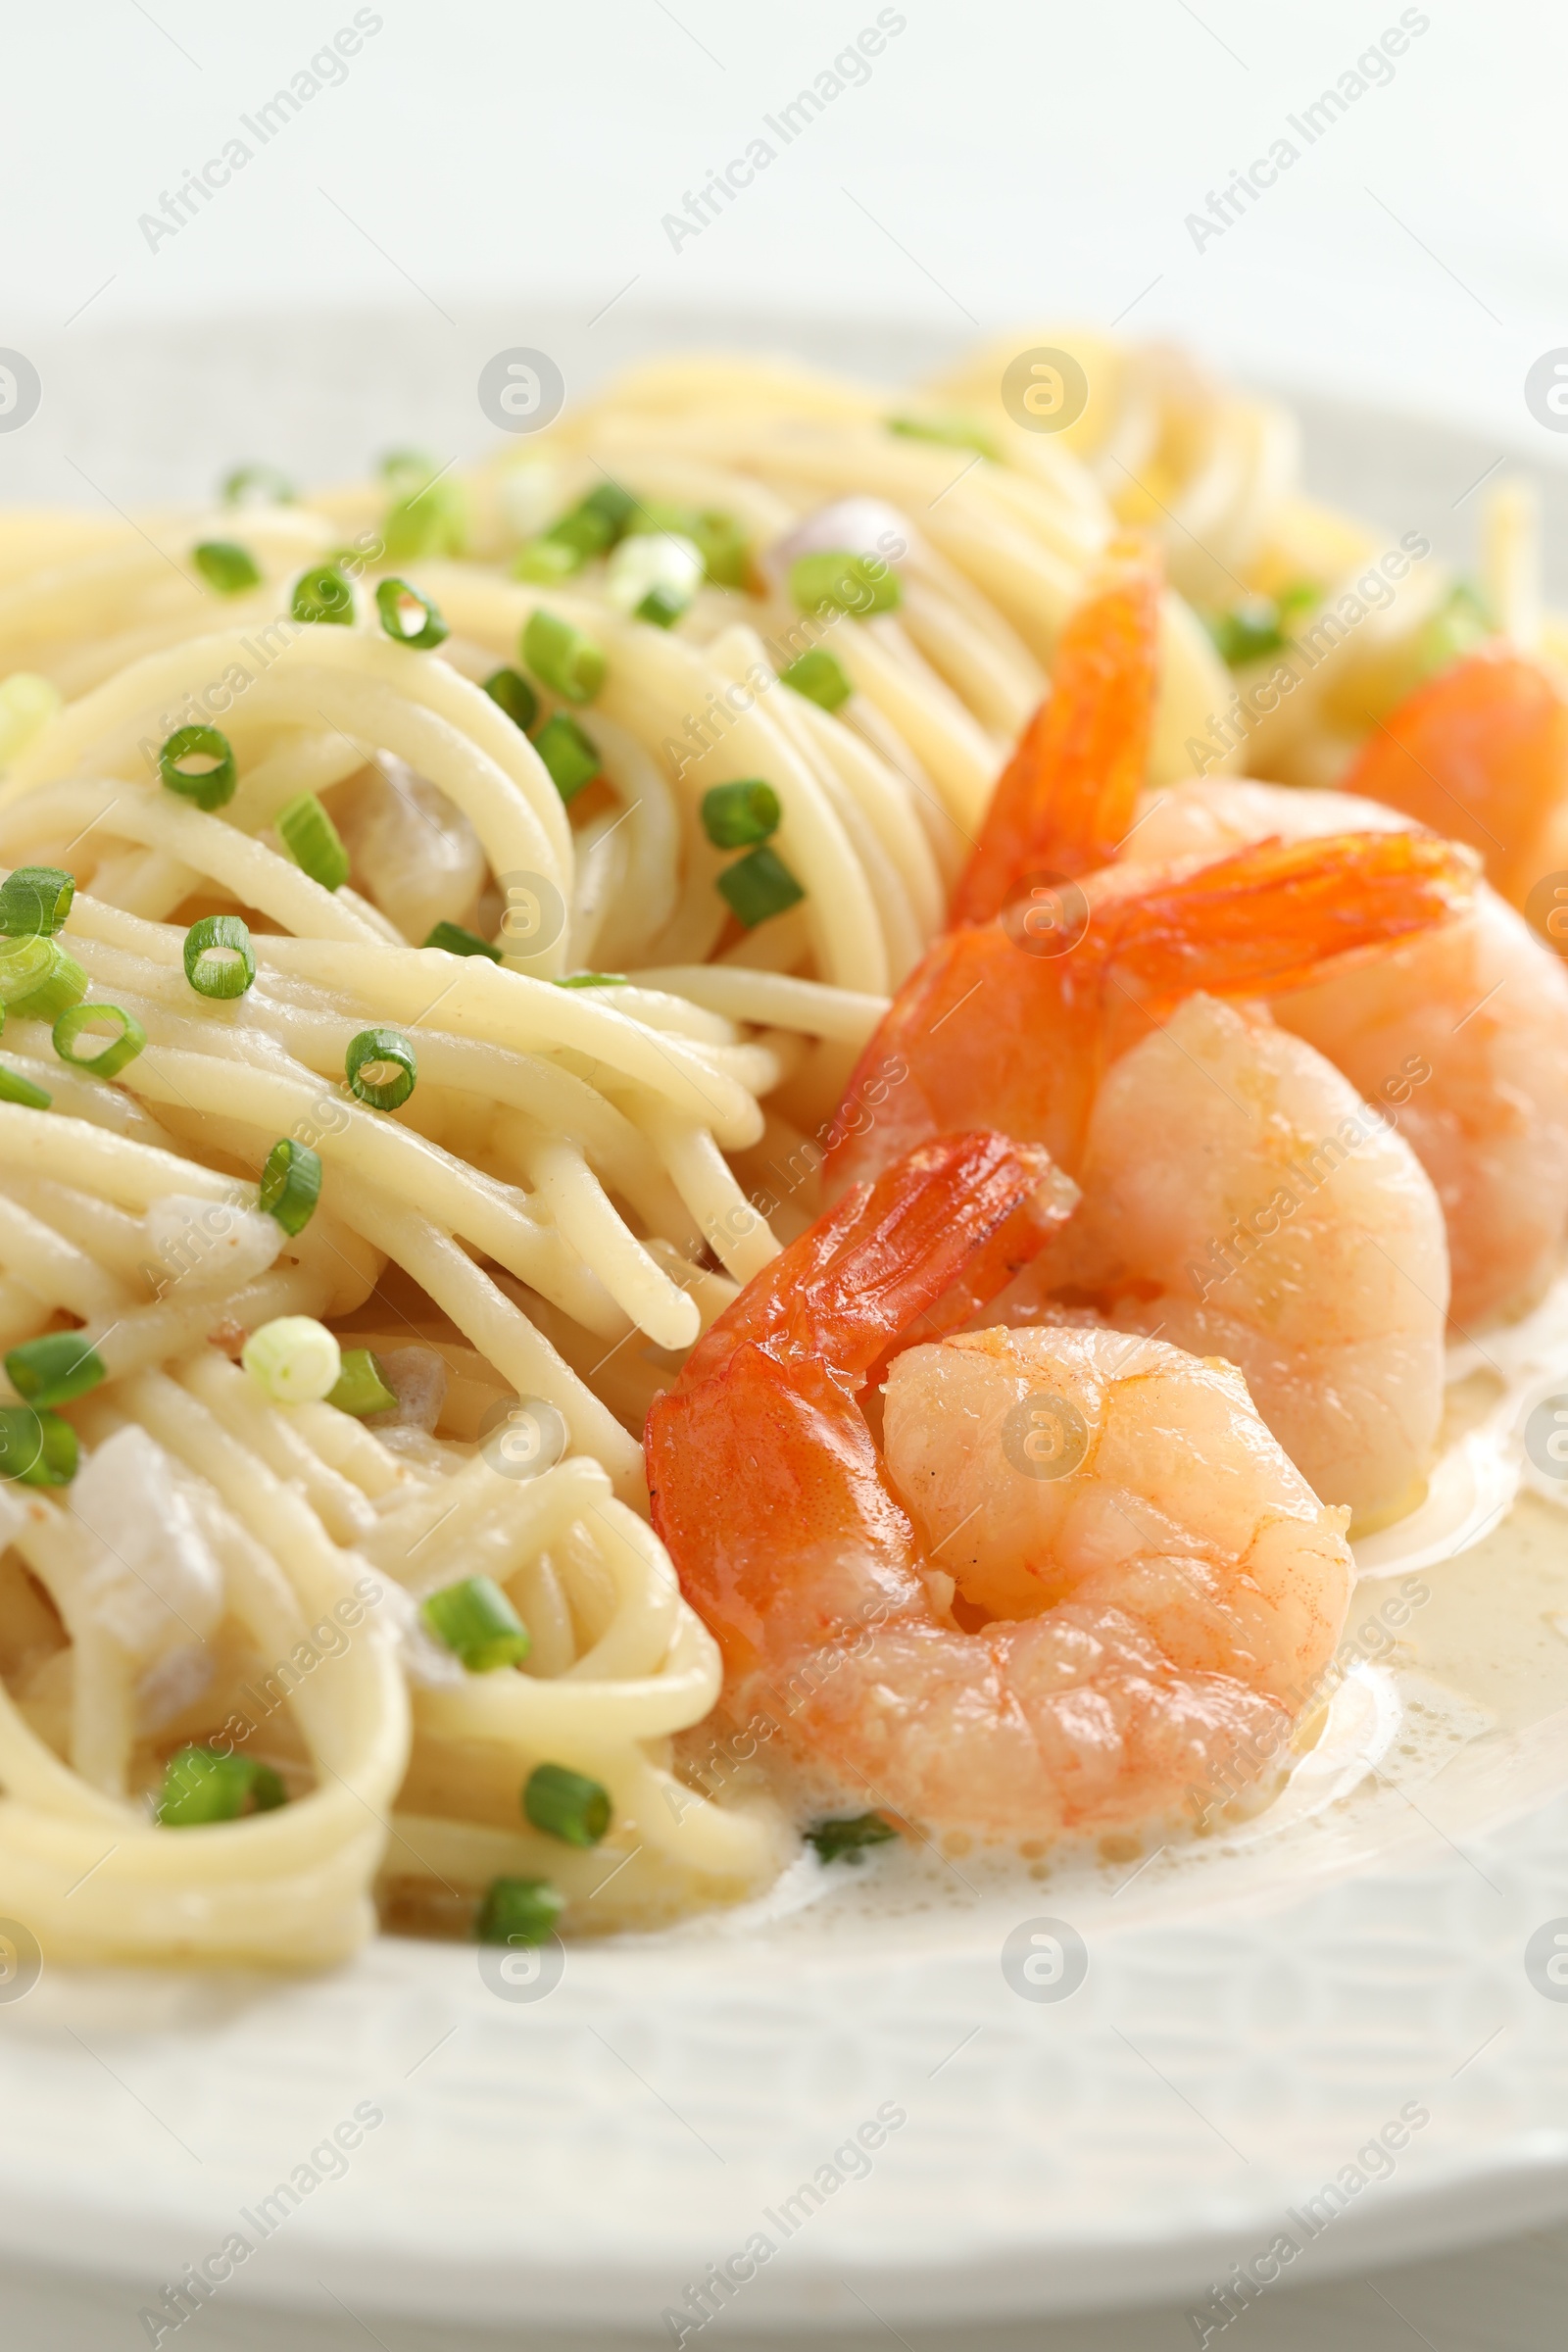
[647,1133,1352,1839]
[1130,776,1568,1329]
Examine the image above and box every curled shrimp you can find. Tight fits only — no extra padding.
[1131,775,1568,1329]
[647,1132,1352,1840]
[1336,645,1568,911]
[824,831,1472,1524]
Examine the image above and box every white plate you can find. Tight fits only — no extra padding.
[3,313,1568,2342]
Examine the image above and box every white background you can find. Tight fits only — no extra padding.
[1,0,1564,457]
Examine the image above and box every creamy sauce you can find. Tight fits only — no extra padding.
[654,1279,1568,1958]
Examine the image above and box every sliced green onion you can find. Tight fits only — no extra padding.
[1204,595,1288,667]
[183,915,255,1000]
[242,1314,342,1405]
[157,1745,287,1827]
[522,609,606,704]
[532,713,601,803]
[374,575,450,651]
[887,412,998,459]
[258,1137,321,1236]
[346,1026,416,1110]
[475,1876,564,1945]
[717,845,805,929]
[221,463,293,507]
[512,535,586,585]
[158,723,236,811]
[192,539,262,595]
[0,865,74,938]
[0,936,88,1022]
[523,1762,612,1847]
[51,1003,146,1079]
[553,971,627,989]
[1415,579,1494,678]
[380,446,438,488]
[702,779,781,850]
[637,585,686,628]
[422,920,502,961]
[513,480,638,583]
[422,1575,532,1672]
[806,1812,899,1864]
[0,1065,50,1109]
[291,564,355,625]
[606,530,703,626]
[483,666,538,732]
[327,1347,398,1417]
[626,503,749,587]
[6,1330,106,1409]
[789,550,902,617]
[0,1405,74,1486]
[780,647,853,713]
[580,480,638,536]
[275,792,351,892]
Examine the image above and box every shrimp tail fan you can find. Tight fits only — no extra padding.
[950,543,1161,926]
[1093,827,1479,1010]
[653,1132,1078,1406]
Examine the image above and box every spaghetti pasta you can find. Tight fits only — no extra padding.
[0,326,1554,1968]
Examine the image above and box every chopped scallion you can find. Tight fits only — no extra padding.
[806,1812,899,1864]
[702,779,781,850]
[512,534,585,585]
[779,647,852,712]
[887,412,998,459]
[345,1026,416,1110]
[0,1404,74,1486]
[789,550,902,616]
[475,1876,564,1945]
[523,1762,612,1847]
[275,792,351,891]
[422,1575,532,1672]
[605,530,703,626]
[51,1003,146,1079]
[0,865,74,938]
[327,1347,398,1417]
[522,608,606,704]
[6,1330,106,1409]
[221,464,293,507]
[532,712,601,803]
[483,666,538,732]
[157,1745,286,1827]
[0,936,88,1022]
[242,1315,342,1405]
[290,564,355,626]
[0,1065,50,1109]
[192,539,262,595]
[158,723,237,811]
[374,575,450,650]
[258,1137,321,1236]
[183,914,255,1000]
[553,971,627,989]
[717,845,805,928]
[626,503,749,587]
[421,920,502,961]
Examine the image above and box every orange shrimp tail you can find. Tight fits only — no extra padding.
[667,1131,1073,1400]
[1339,648,1568,903]
[1090,827,1479,1014]
[950,547,1161,926]
[647,1134,1072,1679]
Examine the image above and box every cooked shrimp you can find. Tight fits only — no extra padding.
[1336,645,1568,909]
[1131,777,1568,1329]
[949,546,1160,922]
[648,1132,1352,1840]
[824,832,1472,1523]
